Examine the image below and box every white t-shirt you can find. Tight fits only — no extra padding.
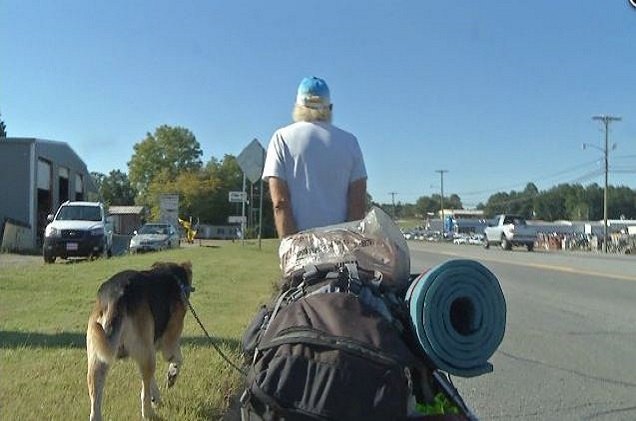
[262,121,367,231]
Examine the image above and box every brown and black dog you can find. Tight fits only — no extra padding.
[86,261,194,421]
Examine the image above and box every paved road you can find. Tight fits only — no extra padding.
[407,241,636,420]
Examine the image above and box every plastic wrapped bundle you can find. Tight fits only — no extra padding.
[279,207,410,289]
[405,259,506,377]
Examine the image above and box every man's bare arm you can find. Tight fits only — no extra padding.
[269,177,298,238]
[347,178,367,221]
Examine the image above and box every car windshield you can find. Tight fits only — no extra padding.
[138,225,169,235]
[56,205,101,222]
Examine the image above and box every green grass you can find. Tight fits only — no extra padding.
[0,240,282,420]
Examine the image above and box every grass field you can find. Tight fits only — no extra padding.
[0,240,282,420]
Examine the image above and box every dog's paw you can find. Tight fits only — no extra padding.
[141,406,157,420]
[166,364,179,388]
[151,388,162,408]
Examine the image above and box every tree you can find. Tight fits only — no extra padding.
[0,112,7,137]
[534,187,566,221]
[146,170,220,222]
[610,186,636,220]
[446,194,463,210]
[483,192,511,217]
[415,196,438,217]
[128,125,203,197]
[99,170,137,206]
[91,172,105,193]
[203,155,244,224]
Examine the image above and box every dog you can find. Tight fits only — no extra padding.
[86,261,194,420]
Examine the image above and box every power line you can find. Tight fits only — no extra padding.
[456,159,602,198]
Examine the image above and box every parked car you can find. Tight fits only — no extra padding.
[129,222,180,253]
[43,201,113,263]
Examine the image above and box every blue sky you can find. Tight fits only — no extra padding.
[2,1,635,208]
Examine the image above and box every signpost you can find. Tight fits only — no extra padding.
[228,215,247,224]
[236,139,266,249]
[228,191,247,203]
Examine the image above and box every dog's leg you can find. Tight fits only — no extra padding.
[129,309,158,420]
[87,350,108,421]
[137,351,157,420]
[161,306,186,388]
[165,347,183,388]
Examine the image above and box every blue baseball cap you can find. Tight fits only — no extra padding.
[295,76,331,110]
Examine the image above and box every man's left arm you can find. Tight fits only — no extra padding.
[347,178,367,221]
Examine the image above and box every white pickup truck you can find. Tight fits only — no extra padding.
[42,201,114,263]
[483,214,536,251]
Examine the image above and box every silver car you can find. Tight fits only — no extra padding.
[129,223,180,253]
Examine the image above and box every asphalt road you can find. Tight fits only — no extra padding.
[408,241,636,420]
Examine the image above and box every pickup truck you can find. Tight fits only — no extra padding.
[483,214,536,251]
[42,201,114,263]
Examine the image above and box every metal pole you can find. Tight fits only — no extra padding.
[436,170,447,233]
[241,173,246,247]
[603,120,609,254]
[389,192,398,219]
[592,115,621,253]
[258,177,263,250]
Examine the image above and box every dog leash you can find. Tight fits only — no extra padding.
[180,284,247,376]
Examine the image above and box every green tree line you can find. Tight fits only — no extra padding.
[379,181,636,222]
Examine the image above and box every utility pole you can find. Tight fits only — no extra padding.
[435,170,448,233]
[592,115,621,253]
[389,192,398,219]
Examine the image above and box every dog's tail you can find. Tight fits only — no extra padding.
[87,300,123,364]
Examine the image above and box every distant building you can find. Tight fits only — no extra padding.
[431,209,486,234]
[196,224,239,240]
[108,206,146,235]
[437,209,484,219]
[0,137,98,250]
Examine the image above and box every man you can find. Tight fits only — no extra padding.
[262,76,367,238]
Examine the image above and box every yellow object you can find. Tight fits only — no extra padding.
[178,217,198,243]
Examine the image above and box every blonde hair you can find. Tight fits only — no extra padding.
[292,104,332,123]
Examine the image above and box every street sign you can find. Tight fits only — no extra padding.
[237,138,266,184]
[228,215,247,224]
[228,191,247,203]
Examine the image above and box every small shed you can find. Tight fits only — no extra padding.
[108,206,146,235]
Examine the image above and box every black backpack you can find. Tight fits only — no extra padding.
[240,265,427,421]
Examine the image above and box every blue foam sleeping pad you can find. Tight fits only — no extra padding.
[405,259,506,377]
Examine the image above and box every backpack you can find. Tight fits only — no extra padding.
[240,264,428,421]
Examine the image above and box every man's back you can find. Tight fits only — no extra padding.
[265,121,366,231]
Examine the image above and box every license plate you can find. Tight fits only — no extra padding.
[66,242,78,251]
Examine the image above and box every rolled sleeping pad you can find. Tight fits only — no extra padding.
[405,259,506,377]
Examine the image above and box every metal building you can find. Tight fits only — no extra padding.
[0,137,99,251]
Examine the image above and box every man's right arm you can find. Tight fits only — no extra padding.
[268,177,298,238]
[347,178,367,221]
